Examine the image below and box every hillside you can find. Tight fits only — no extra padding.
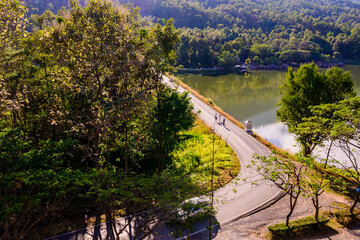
[25,0,360,69]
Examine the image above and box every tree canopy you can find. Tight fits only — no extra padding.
[276,63,355,156]
[25,0,360,68]
[0,1,198,239]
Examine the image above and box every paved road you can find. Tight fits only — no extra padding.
[47,76,283,240]
[161,76,283,238]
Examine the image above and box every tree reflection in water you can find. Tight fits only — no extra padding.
[178,65,360,154]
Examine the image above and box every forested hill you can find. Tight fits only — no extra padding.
[119,0,360,29]
[25,0,73,14]
[26,0,360,67]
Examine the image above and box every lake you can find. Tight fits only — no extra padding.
[178,65,360,154]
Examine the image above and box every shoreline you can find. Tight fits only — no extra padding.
[176,61,357,75]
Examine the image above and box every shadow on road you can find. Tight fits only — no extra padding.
[160,216,220,240]
[217,122,230,131]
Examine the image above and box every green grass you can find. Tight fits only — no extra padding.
[333,209,360,226]
[268,215,331,239]
[172,118,240,190]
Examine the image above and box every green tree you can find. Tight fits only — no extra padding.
[0,1,187,238]
[249,43,276,65]
[276,63,355,156]
[217,50,237,67]
[1,0,180,170]
[150,88,196,172]
[0,0,28,128]
[0,128,89,240]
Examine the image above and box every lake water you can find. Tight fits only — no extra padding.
[178,65,360,154]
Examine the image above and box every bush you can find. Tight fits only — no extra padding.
[268,215,329,239]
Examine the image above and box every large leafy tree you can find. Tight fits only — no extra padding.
[150,88,196,172]
[43,0,162,166]
[2,0,181,168]
[0,0,28,127]
[276,63,355,156]
[0,1,193,238]
[0,128,89,240]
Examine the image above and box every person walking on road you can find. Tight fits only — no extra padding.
[223,118,226,126]
[215,112,218,121]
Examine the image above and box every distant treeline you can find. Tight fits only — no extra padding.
[25,0,360,68]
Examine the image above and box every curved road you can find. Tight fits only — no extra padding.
[163,76,283,238]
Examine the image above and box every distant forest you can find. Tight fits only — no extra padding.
[25,0,360,67]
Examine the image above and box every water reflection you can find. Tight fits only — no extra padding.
[178,65,360,154]
[179,71,285,125]
[253,122,299,153]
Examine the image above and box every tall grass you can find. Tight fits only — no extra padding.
[172,118,240,190]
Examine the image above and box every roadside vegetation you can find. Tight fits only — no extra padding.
[172,118,240,190]
[267,208,360,240]
[0,2,240,239]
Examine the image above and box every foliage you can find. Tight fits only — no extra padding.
[0,128,90,240]
[172,118,239,190]
[0,0,27,48]
[149,88,196,172]
[26,0,360,68]
[276,63,355,156]
[0,0,28,124]
[0,0,194,239]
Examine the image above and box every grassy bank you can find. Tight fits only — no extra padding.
[268,214,330,239]
[172,118,240,190]
[267,209,360,240]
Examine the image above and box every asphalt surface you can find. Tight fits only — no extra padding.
[161,76,283,239]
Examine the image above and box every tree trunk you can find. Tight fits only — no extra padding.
[286,206,293,228]
[312,196,319,222]
[186,220,191,240]
[303,144,311,157]
[286,188,301,228]
[350,190,360,215]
